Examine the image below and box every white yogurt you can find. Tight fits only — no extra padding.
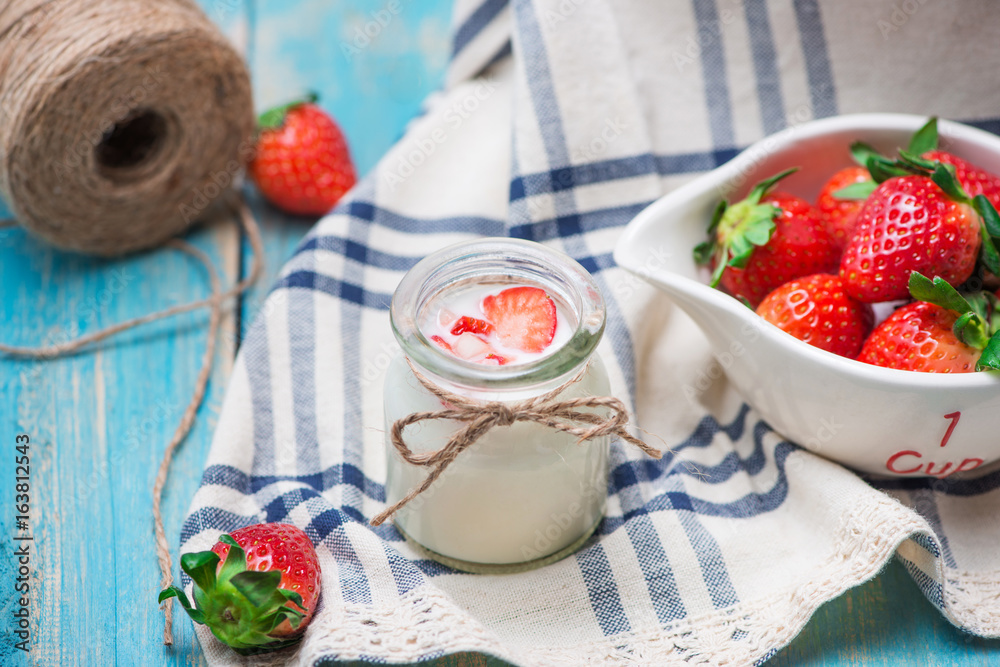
[383,352,611,568]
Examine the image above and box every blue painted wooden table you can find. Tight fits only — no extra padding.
[1,1,999,665]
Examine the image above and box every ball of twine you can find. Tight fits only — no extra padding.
[0,0,255,255]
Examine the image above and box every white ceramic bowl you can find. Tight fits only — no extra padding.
[615,113,1000,478]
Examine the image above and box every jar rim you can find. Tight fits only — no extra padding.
[390,238,607,389]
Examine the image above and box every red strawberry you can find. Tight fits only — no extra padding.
[840,175,980,302]
[923,150,1000,211]
[859,272,1000,372]
[430,335,453,353]
[249,95,356,216]
[696,169,839,308]
[159,523,322,654]
[756,273,874,358]
[858,302,978,373]
[481,286,557,353]
[450,316,494,336]
[816,166,871,250]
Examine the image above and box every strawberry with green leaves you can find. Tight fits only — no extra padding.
[159,523,321,655]
[249,94,356,216]
[858,272,1000,373]
[756,273,874,358]
[838,118,1000,302]
[695,169,839,307]
[839,170,983,302]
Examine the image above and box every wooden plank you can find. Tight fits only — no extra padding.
[0,216,237,666]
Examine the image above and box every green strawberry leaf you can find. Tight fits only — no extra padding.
[907,117,939,155]
[257,92,319,130]
[897,150,938,172]
[930,163,971,203]
[974,194,1000,238]
[728,233,755,269]
[907,272,973,314]
[693,239,715,266]
[850,141,882,168]
[706,199,727,236]
[230,570,283,608]
[217,534,248,584]
[966,290,990,323]
[867,155,913,183]
[979,221,1000,277]
[179,550,220,593]
[833,181,877,200]
[708,251,727,287]
[275,588,306,612]
[159,586,206,624]
[954,312,990,350]
[976,332,1000,371]
[746,168,798,204]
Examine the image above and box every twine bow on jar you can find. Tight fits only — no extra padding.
[370,360,662,527]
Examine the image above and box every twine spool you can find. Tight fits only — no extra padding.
[0,0,255,255]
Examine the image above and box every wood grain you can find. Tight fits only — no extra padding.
[1,1,999,666]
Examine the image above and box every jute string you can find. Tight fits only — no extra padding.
[0,0,254,255]
[0,192,264,645]
[370,360,662,527]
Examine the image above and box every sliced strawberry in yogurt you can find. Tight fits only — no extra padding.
[481,286,557,353]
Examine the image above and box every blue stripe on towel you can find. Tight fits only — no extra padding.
[452,0,509,57]
[577,543,632,635]
[625,515,687,623]
[792,0,838,118]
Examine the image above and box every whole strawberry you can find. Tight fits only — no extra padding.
[695,169,839,307]
[840,174,980,302]
[859,302,978,372]
[159,523,322,654]
[250,95,356,216]
[816,165,871,251]
[859,272,1000,372]
[756,273,874,358]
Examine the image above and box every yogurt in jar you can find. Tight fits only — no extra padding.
[384,240,612,572]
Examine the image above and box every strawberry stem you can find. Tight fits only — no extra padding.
[257,92,320,130]
[158,534,309,655]
[697,169,796,287]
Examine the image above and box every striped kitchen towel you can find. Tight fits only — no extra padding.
[180,1,1000,664]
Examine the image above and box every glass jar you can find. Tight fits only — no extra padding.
[383,238,612,573]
